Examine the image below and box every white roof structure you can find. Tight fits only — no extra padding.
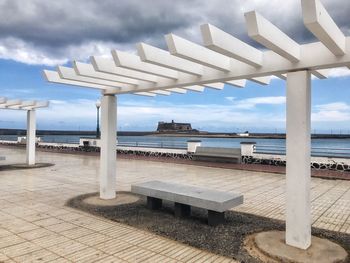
[0,97,49,166]
[43,0,349,96]
[0,97,49,110]
[42,0,349,251]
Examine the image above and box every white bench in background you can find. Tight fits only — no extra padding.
[193,147,242,164]
[131,180,243,226]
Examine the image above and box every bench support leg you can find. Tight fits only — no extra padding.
[174,203,191,218]
[208,210,225,226]
[147,197,162,210]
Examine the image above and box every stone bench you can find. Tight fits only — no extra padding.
[131,180,243,226]
[193,146,242,164]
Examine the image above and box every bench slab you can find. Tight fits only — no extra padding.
[131,180,243,213]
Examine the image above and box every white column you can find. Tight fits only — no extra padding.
[286,70,311,249]
[26,110,36,165]
[100,94,117,199]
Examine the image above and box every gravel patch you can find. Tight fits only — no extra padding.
[67,192,350,263]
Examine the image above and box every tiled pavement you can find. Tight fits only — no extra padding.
[0,147,349,262]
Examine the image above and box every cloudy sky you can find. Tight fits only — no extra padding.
[0,0,350,133]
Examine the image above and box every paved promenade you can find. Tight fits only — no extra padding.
[0,147,349,262]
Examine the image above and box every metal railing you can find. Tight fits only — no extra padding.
[254,144,350,158]
[117,141,187,149]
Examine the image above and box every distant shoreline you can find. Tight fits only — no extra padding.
[1,128,350,139]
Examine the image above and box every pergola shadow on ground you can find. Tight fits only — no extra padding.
[0,163,54,171]
[42,0,350,251]
[0,97,49,166]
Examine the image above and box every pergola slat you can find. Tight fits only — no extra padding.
[182,85,205,92]
[167,88,187,94]
[43,70,119,93]
[0,99,49,110]
[58,66,134,89]
[91,56,159,83]
[20,101,36,108]
[249,76,271,85]
[150,90,171,96]
[166,34,232,72]
[225,79,246,88]
[311,69,329,79]
[201,23,263,67]
[245,11,301,62]
[134,92,156,97]
[302,0,346,56]
[275,74,287,80]
[4,99,21,107]
[74,61,140,85]
[137,43,204,76]
[205,82,224,90]
[112,50,179,80]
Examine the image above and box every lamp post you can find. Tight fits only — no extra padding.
[96,100,101,139]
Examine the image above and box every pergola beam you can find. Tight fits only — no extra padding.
[245,11,301,62]
[201,23,263,67]
[302,0,346,56]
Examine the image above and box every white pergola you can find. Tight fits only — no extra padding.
[43,0,350,250]
[0,97,49,165]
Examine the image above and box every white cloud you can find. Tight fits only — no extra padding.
[327,67,350,78]
[1,97,350,131]
[312,102,350,122]
[0,97,286,131]
[315,102,350,111]
[0,0,348,69]
[225,96,286,109]
[0,37,126,66]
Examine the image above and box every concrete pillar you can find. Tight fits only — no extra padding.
[26,110,36,165]
[99,94,117,199]
[240,142,256,156]
[286,70,311,249]
[187,140,201,153]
